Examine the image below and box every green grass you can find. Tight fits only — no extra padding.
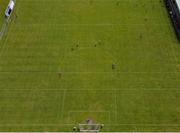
[0,0,180,131]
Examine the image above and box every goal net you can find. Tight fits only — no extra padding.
[78,123,103,132]
[73,119,104,132]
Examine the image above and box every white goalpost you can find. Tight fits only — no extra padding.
[78,123,104,132]
[73,119,104,132]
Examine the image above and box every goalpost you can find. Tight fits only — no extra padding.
[73,119,104,132]
[78,123,104,132]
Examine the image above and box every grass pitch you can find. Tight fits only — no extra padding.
[0,0,180,131]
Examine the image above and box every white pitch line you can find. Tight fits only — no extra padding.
[0,18,15,59]
[0,30,9,58]
[67,110,110,124]
[0,21,7,40]
[0,71,179,73]
[17,0,165,2]
[0,123,180,127]
[1,88,180,92]
[14,23,170,26]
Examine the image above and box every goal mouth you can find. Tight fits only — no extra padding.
[73,119,104,132]
[78,124,104,132]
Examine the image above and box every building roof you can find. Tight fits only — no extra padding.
[175,0,180,12]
